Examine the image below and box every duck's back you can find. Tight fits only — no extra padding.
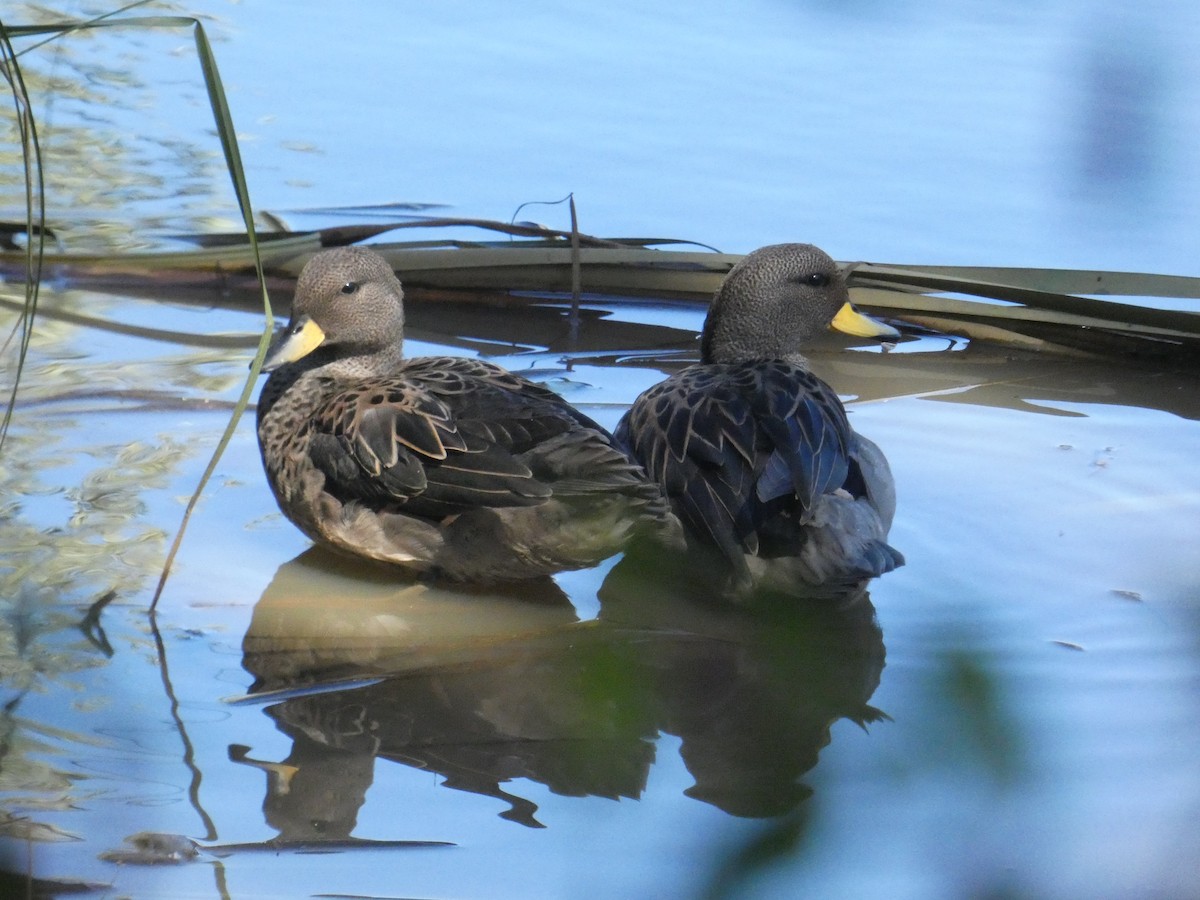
[259,354,669,580]
[616,358,901,588]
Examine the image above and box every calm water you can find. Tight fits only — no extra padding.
[3,2,1200,898]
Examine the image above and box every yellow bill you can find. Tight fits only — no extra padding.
[831,302,900,339]
[261,315,327,372]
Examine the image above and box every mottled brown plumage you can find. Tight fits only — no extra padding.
[257,246,672,582]
[615,243,904,596]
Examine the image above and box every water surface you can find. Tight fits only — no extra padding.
[2,2,1200,898]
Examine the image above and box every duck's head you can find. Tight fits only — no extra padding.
[699,243,897,364]
[262,247,406,373]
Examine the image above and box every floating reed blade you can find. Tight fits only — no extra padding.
[4,210,1199,357]
[847,263,1200,337]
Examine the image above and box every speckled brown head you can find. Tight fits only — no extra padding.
[699,243,896,364]
[262,247,407,375]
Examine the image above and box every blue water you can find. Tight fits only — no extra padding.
[213,0,1200,271]
[3,1,1200,898]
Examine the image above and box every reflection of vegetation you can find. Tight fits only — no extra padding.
[1,2,240,254]
[0,413,193,856]
[4,5,278,609]
[1,21,272,883]
[0,423,186,597]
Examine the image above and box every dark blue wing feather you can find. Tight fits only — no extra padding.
[618,359,854,568]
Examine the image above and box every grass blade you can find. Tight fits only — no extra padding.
[4,11,276,602]
[0,16,46,454]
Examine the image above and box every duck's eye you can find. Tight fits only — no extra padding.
[803,273,831,287]
[340,281,359,295]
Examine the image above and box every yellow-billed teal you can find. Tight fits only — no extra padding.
[256,246,671,582]
[615,243,904,596]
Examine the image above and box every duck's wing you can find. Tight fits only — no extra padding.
[411,357,660,495]
[308,357,641,518]
[747,360,852,514]
[617,361,852,564]
[846,432,897,531]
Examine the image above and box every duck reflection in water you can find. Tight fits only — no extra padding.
[233,548,888,831]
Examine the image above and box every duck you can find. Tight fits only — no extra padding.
[256,246,672,583]
[614,242,904,598]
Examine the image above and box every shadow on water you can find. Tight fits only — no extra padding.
[235,549,887,832]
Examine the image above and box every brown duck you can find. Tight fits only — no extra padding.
[256,246,671,582]
[615,243,904,596]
